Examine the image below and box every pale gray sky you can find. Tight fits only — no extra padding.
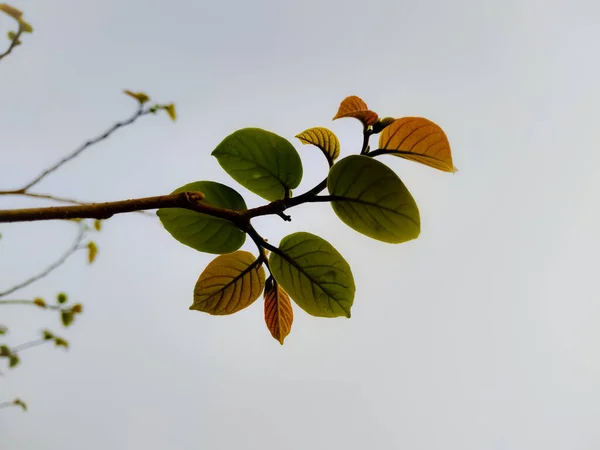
[1,0,600,448]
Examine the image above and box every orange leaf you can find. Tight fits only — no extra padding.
[264,278,293,345]
[332,95,378,126]
[377,117,456,172]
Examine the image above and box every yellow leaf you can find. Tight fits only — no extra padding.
[295,127,340,162]
[18,19,32,33]
[332,95,379,126]
[378,117,456,172]
[263,278,293,345]
[164,103,176,121]
[33,298,46,308]
[0,4,22,20]
[123,90,150,104]
[93,219,102,231]
[191,251,266,315]
[87,241,98,264]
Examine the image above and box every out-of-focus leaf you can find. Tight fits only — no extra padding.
[0,345,10,356]
[295,127,340,163]
[57,293,68,304]
[269,232,355,318]
[123,90,150,104]
[13,398,27,411]
[42,330,54,340]
[164,103,176,121]
[263,277,293,344]
[18,19,32,32]
[157,181,247,254]
[212,128,303,201]
[0,326,7,335]
[9,354,19,368]
[0,4,22,20]
[61,311,74,327]
[71,304,83,314]
[191,251,266,315]
[378,117,456,172]
[327,155,420,243]
[332,95,378,126]
[54,338,69,349]
[87,241,98,264]
[93,219,102,231]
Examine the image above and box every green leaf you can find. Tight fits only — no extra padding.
[13,398,27,411]
[164,103,176,121]
[61,311,74,327]
[0,326,7,335]
[18,19,32,33]
[87,241,98,264]
[57,292,68,304]
[9,354,19,368]
[212,128,303,201]
[93,219,102,231]
[157,181,247,254]
[123,90,150,104]
[54,338,69,349]
[327,155,420,243]
[191,251,266,315]
[0,345,10,356]
[295,127,340,163]
[372,117,396,134]
[42,330,54,340]
[269,232,355,318]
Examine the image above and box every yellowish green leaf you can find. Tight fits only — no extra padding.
[0,4,22,20]
[93,219,102,231]
[54,337,69,348]
[295,127,340,163]
[87,241,98,264]
[164,103,176,121]
[123,90,150,104]
[42,330,54,340]
[264,278,293,345]
[332,95,379,126]
[0,345,10,356]
[191,251,266,315]
[61,311,74,327]
[18,19,32,33]
[13,398,27,411]
[378,117,456,172]
[57,292,68,304]
[9,354,19,368]
[33,298,46,308]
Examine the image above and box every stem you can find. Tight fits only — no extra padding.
[0,300,62,310]
[0,28,23,61]
[12,339,47,353]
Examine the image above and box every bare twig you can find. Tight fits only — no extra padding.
[0,224,86,297]
[17,106,150,192]
[0,299,62,310]
[0,401,16,409]
[12,339,48,353]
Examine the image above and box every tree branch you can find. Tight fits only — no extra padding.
[0,27,23,61]
[0,224,86,297]
[0,299,62,310]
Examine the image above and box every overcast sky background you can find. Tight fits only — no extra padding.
[1,0,600,449]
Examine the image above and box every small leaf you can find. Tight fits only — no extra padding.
[123,90,150,104]
[7,30,16,40]
[264,277,293,344]
[54,338,69,349]
[13,398,27,411]
[378,117,456,172]
[372,117,396,134]
[164,103,176,121]
[0,4,22,20]
[18,19,32,33]
[295,127,341,163]
[0,326,7,335]
[269,232,355,318]
[328,155,420,243]
[57,292,68,304]
[191,251,266,315]
[0,345,10,357]
[33,298,46,308]
[61,311,74,327]
[71,303,83,314]
[212,128,303,201]
[9,354,19,368]
[87,241,98,264]
[93,219,102,231]
[332,95,379,126]
[42,330,54,340]
[157,181,247,254]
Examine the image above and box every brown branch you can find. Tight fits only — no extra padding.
[0,224,87,297]
[0,27,23,61]
[16,106,150,192]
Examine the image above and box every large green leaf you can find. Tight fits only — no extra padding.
[211,128,303,201]
[327,155,420,243]
[269,232,355,318]
[157,181,246,254]
[192,251,266,315]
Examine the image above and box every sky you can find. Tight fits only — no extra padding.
[1,0,600,448]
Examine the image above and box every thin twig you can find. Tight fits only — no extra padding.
[18,106,150,192]
[0,224,86,297]
[0,299,62,310]
[0,28,23,61]
[12,339,47,353]
[0,401,16,409]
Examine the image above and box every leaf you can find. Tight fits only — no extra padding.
[263,277,293,344]
[372,117,396,134]
[0,326,7,336]
[13,398,27,412]
[123,90,150,104]
[332,95,379,126]
[71,303,83,314]
[0,345,10,356]
[57,292,68,304]
[9,354,19,368]
[54,338,69,349]
[87,241,98,264]
[42,330,54,340]
[33,298,46,308]
[164,103,176,121]
[269,232,355,318]
[157,181,247,254]
[191,251,266,315]
[61,311,74,327]
[212,128,303,201]
[18,19,32,33]
[378,117,456,172]
[327,155,420,243]
[295,127,340,163]
[93,219,102,231]
[0,4,22,20]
